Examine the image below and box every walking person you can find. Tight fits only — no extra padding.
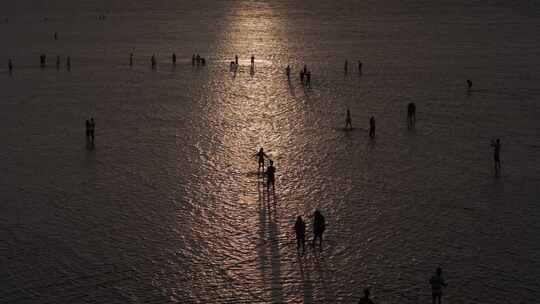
[358,60,362,74]
[345,108,352,130]
[266,160,276,193]
[467,79,472,91]
[251,55,255,67]
[130,53,133,66]
[8,59,12,72]
[429,267,448,304]
[369,116,376,138]
[172,53,176,65]
[344,60,348,74]
[294,216,306,254]
[490,138,501,176]
[85,119,91,143]
[312,209,326,251]
[253,148,269,172]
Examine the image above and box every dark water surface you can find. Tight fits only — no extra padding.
[1,1,539,303]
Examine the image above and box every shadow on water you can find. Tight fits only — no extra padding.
[257,178,283,303]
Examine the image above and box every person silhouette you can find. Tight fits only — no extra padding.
[85,119,91,142]
[407,102,416,128]
[312,209,325,250]
[172,53,176,65]
[192,54,196,66]
[294,216,306,254]
[490,138,501,176]
[130,53,133,66]
[346,108,353,130]
[303,65,307,75]
[369,116,376,138]
[467,79,472,91]
[286,65,291,79]
[358,288,375,304]
[300,70,304,83]
[306,71,311,87]
[251,55,255,66]
[55,55,60,69]
[151,54,156,69]
[344,60,348,73]
[66,56,71,70]
[54,32,58,40]
[253,148,269,172]
[8,59,13,72]
[429,267,447,304]
[89,118,95,144]
[358,60,362,74]
[235,55,238,65]
[266,160,276,192]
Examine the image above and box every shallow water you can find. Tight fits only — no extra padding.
[1,1,540,303]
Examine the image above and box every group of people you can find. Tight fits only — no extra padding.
[294,209,326,254]
[192,54,206,66]
[253,148,276,192]
[298,65,312,87]
[85,118,95,146]
[343,59,363,74]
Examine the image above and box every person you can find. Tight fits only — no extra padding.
[429,267,447,304]
[253,148,269,171]
[130,53,133,66]
[201,58,206,66]
[491,138,501,176]
[306,71,311,87]
[300,70,304,83]
[85,119,91,142]
[192,54,196,66]
[407,102,416,128]
[251,55,255,66]
[172,53,176,65]
[8,59,12,72]
[66,56,71,70]
[54,32,58,40]
[89,118,95,144]
[345,108,352,129]
[266,160,276,192]
[369,116,375,138]
[56,55,60,69]
[358,60,362,74]
[303,65,307,75]
[151,55,156,68]
[312,209,325,250]
[235,55,238,65]
[286,65,291,79]
[294,216,306,254]
[358,288,375,304]
[40,54,46,68]
[467,79,472,91]
[344,60,348,73]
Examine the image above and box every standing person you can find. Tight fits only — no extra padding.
[253,148,269,172]
[286,65,291,79]
[407,102,416,128]
[250,55,255,66]
[8,59,12,72]
[89,118,95,144]
[85,119,91,143]
[294,216,306,254]
[130,53,133,66]
[172,52,176,65]
[266,160,276,192]
[235,55,238,65]
[312,209,325,250]
[151,54,156,69]
[345,108,352,130]
[54,32,58,40]
[467,79,472,91]
[358,60,362,74]
[358,288,375,304]
[429,267,448,304]
[344,60,348,73]
[66,56,71,70]
[369,116,376,138]
[490,138,501,176]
